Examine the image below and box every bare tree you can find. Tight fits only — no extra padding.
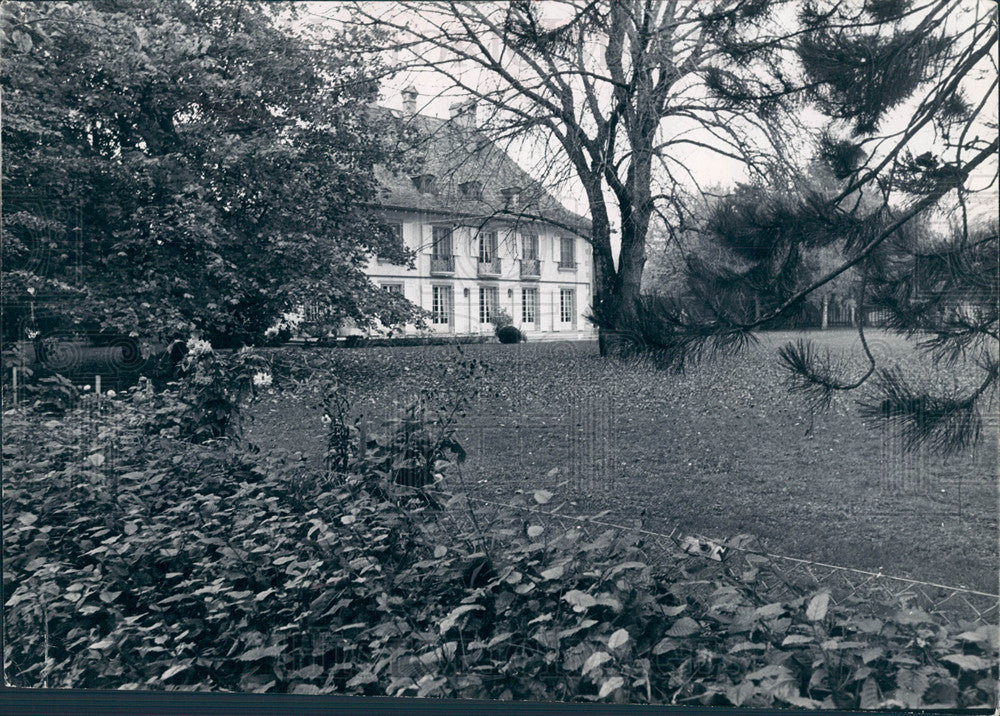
[346,0,995,363]
[345,0,814,352]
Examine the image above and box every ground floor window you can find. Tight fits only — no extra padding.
[560,288,576,324]
[522,287,539,325]
[432,285,453,325]
[479,286,499,324]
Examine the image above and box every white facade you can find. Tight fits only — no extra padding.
[364,209,596,339]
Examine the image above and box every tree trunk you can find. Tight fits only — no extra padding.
[582,181,620,357]
[821,295,829,330]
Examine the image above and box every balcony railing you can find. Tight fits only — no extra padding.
[430,255,455,274]
[477,258,502,276]
[558,260,577,271]
[520,258,540,278]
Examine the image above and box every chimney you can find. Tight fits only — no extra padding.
[449,99,477,128]
[401,85,418,116]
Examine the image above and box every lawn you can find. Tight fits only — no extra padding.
[248,330,998,594]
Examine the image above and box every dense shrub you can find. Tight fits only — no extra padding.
[496,326,525,344]
[2,364,997,706]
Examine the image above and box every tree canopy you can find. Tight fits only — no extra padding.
[2,0,417,349]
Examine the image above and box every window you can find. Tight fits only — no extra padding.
[432,285,453,325]
[559,237,575,268]
[560,288,576,324]
[432,226,452,258]
[478,231,497,263]
[382,283,404,295]
[479,286,499,324]
[522,233,538,260]
[411,173,437,193]
[459,180,482,199]
[377,224,404,263]
[522,288,539,325]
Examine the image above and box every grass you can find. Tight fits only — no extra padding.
[247,329,998,594]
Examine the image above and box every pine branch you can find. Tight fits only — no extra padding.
[857,361,998,454]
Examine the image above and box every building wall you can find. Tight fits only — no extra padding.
[363,209,596,339]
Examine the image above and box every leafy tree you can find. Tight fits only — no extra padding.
[2,1,418,350]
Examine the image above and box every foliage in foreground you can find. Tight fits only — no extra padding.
[3,375,997,707]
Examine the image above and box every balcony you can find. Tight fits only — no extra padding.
[520,258,540,279]
[430,255,455,274]
[558,261,577,271]
[477,258,502,277]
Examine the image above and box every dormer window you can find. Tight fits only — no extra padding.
[459,180,483,200]
[500,186,521,204]
[411,173,437,194]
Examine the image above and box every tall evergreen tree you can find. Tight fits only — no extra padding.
[661,2,998,453]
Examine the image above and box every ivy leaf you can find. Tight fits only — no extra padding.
[346,670,378,688]
[439,604,484,634]
[730,641,766,653]
[652,637,680,655]
[941,654,991,671]
[159,663,189,681]
[806,592,830,621]
[728,680,756,707]
[859,677,880,710]
[754,602,785,619]
[563,590,598,612]
[598,675,624,699]
[781,634,814,646]
[666,617,700,637]
[582,650,612,676]
[237,645,285,661]
[527,525,544,538]
[608,628,630,650]
[540,565,564,580]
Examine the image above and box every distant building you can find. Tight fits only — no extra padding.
[345,88,596,340]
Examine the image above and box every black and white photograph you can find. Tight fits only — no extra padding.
[2,0,998,710]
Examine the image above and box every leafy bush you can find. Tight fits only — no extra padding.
[3,364,997,706]
[11,370,80,415]
[147,339,274,442]
[496,325,525,344]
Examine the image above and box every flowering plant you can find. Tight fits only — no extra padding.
[151,337,274,442]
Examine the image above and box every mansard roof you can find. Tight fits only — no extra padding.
[372,107,590,237]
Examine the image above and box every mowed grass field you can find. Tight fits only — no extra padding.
[248,330,998,593]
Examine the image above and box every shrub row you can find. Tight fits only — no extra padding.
[2,369,997,706]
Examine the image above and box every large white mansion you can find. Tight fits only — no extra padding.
[352,88,597,340]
